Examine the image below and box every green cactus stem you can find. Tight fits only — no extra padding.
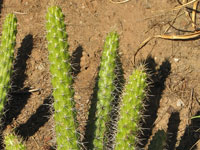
[46,6,79,149]
[5,132,26,150]
[0,13,17,115]
[93,32,119,149]
[148,130,167,150]
[115,65,147,150]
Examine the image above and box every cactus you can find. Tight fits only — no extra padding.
[148,130,167,150]
[5,132,26,150]
[46,6,79,149]
[93,32,119,149]
[115,65,147,150]
[0,13,17,115]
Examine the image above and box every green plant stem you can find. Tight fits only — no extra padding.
[0,13,17,115]
[115,65,147,150]
[46,6,79,150]
[5,132,26,150]
[93,31,119,149]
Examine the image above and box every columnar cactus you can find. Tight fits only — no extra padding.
[46,6,79,149]
[0,14,17,115]
[148,130,167,150]
[5,132,26,150]
[93,32,119,149]
[115,65,147,150]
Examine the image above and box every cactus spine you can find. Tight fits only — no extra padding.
[46,6,79,149]
[5,133,26,150]
[115,65,147,150]
[0,14,17,115]
[93,32,119,149]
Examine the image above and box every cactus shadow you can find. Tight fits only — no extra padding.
[83,55,124,150]
[12,34,33,89]
[177,111,200,150]
[14,95,53,139]
[166,112,180,150]
[0,129,4,149]
[71,46,83,77]
[2,34,33,130]
[0,0,2,14]
[148,129,167,150]
[138,55,171,148]
[83,71,99,150]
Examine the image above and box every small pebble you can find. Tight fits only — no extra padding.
[174,58,179,62]
[177,99,184,107]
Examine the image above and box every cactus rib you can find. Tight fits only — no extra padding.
[0,14,17,115]
[93,32,119,149]
[46,6,79,149]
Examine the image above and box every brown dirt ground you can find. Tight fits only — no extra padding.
[0,0,200,150]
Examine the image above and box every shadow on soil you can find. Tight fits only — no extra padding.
[83,55,124,150]
[166,112,180,150]
[138,55,171,148]
[15,95,53,139]
[83,70,98,149]
[71,46,83,77]
[177,111,200,150]
[0,0,2,15]
[12,34,33,89]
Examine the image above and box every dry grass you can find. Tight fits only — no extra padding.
[109,0,131,4]
[134,0,200,63]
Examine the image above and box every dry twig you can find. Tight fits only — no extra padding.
[134,0,200,64]
[109,0,131,4]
